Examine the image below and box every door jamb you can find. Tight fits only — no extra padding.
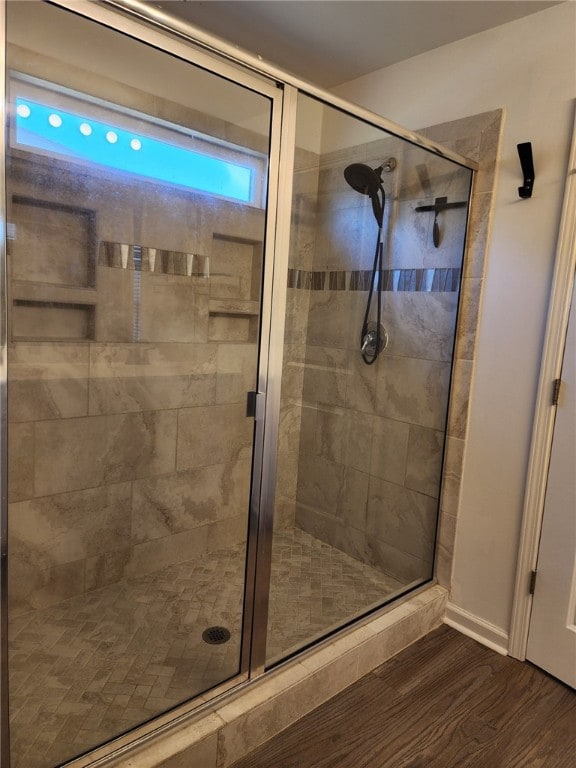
[509,106,576,659]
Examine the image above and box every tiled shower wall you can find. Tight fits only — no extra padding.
[7,45,267,614]
[277,110,502,585]
[274,146,320,529]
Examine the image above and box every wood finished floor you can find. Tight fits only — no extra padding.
[230,624,576,768]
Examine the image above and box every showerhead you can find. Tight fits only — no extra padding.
[343,163,382,196]
[343,162,385,226]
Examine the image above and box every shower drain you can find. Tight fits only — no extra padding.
[202,626,231,645]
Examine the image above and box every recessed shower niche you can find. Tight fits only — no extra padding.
[9,195,97,341]
[0,3,476,768]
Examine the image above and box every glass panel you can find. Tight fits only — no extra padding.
[5,3,272,766]
[268,93,472,664]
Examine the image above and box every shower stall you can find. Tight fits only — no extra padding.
[0,2,475,766]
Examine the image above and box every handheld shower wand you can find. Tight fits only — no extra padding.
[343,162,389,364]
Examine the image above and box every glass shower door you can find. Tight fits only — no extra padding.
[4,3,277,766]
[268,92,472,664]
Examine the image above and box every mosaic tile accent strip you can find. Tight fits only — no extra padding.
[9,527,402,768]
[287,267,461,293]
[99,241,210,278]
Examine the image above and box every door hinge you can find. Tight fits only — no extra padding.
[552,378,562,406]
[246,391,265,420]
[529,569,538,595]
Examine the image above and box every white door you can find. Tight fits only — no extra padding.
[526,277,576,687]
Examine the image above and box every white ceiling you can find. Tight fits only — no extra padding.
[151,0,560,87]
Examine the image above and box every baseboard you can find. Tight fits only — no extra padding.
[444,602,509,655]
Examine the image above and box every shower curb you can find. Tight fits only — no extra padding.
[102,585,448,768]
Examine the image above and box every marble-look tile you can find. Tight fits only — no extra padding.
[284,289,311,347]
[275,447,300,504]
[356,591,445,678]
[8,342,89,422]
[95,266,135,343]
[435,512,458,588]
[126,525,211,579]
[356,612,419,679]
[293,160,320,195]
[89,342,217,414]
[34,410,177,496]
[140,275,202,344]
[12,302,93,342]
[346,351,378,414]
[216,343,258,404]
[370,416,410,485]
[464,192,492,279]
[339,468,370,531]
[207,514,248,552]
[302,346,349,408]
[10,200,92,287]
[8,422,34,502]
[389,199,428,269]
[421,110,500,148]
[375,354,451,430]
[216,662,308,724]
[332,521,368,564]
[85,547,132,592]
[405,425,445,498]
[475,111,504,195]
[294,504,332,543]
[279,357,305,403]
[454,277,482,361]
[314,405,372,471]
[131,460,251,543]
[210,237,260,302]
[8,555,85,614]
[273,497,296,530]
[314,204,376,271]
[176,403,253,471]
[93,191,135,248]
[295,505,366,564]
[365,535,432,584]
[447,359,473,440]
[440,436,465,516]
[137,729,220,768]
[394,187,468,268]
[139,192,202,256]
[297,403,318,458]
[345,412,374,472]
[289,221,317,275]
[395,144,471,204]
[277,402,302,458]
[208,315,252,344]
[367,476,438,560]
[296,455,344,516]
[9,482,131,566]
[306,291,356,349]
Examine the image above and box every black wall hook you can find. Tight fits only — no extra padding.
[517,142,535,199]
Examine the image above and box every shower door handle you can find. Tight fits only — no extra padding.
[246,390,266,420]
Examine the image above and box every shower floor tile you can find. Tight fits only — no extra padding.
[8,527,402,768]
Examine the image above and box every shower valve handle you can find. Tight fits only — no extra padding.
[361,329,377,353]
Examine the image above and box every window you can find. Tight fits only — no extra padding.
[11,73,267,206]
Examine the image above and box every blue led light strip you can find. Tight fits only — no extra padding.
[15,97,253,202]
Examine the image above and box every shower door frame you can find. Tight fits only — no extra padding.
[0,1,479,766]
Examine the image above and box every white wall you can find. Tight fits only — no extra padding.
[333,3,576,636]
